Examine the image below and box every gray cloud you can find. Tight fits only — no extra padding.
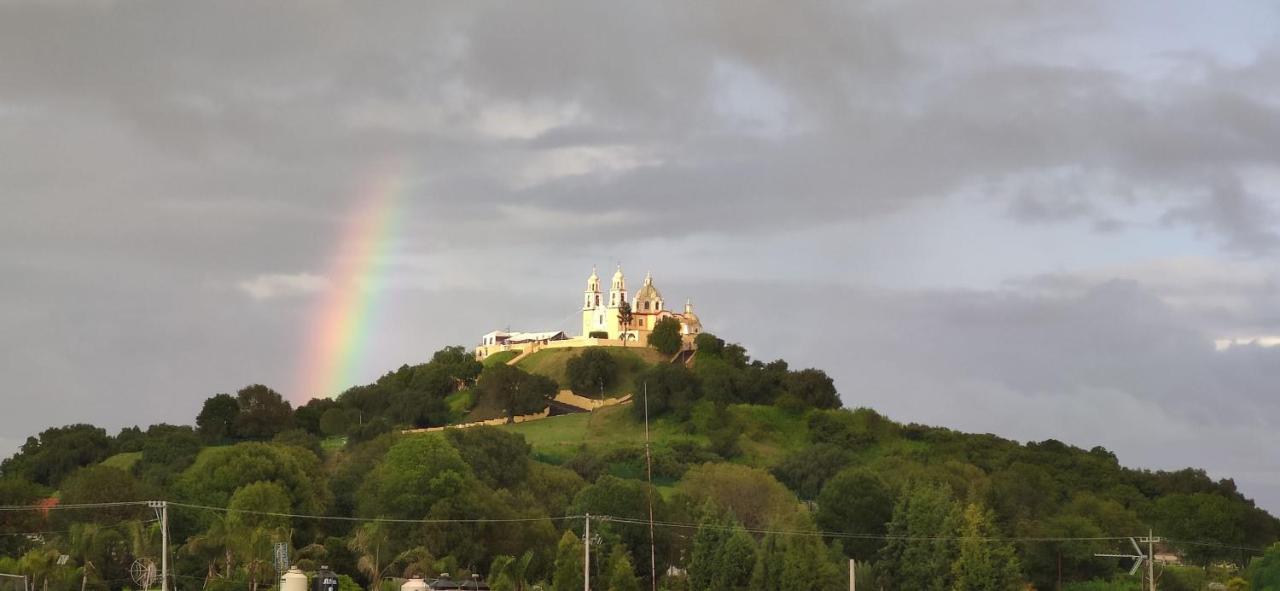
[3,0,1280,513]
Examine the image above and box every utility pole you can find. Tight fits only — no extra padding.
[848,559,855,591]
[148,501,169,591]
[583,514,590,591]
[1147,529,1157,591]
[643,384,657,591]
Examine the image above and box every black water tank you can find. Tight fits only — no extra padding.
[312,566,340,591]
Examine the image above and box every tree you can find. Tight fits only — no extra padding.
[233,384,294,440]
[196,394,240,442]
[815,468,893,560]
[356,434,472,520]
[551,530,584,591]
[785,368,841,409]
[489,551,534,591]
[174,442,330,516]
[571,477,672,576]
[770,444,854,501]
[951,503,1021,591]
[442,427,532,490]
[294,398,338,436]
[319,407,354,437]
[429,345,484,385]
[476,364,557,423]
[604,544,641,591]
[1154,493,1248,566]
[630,363,699,421]
[348,522,391,591]
[618,301,634,346]
[1,424,112,487]
[565,348,619,397]
[136,424,202,486]
[1250,542,1280,591]
[878,482,961,591]
[677,463,799,531]
[647,317,683,356]
[687,510,755,591]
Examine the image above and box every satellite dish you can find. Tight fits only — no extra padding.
[130,559,157,591]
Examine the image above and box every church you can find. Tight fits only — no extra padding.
[580,266,702,342]
[474,266,702,360]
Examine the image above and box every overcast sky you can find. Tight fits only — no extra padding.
[4,1,1280,512]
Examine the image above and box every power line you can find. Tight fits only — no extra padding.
[168,502,585,524]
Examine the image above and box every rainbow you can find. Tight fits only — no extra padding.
[292,161,407,403]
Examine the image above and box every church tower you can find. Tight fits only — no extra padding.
[608,265,627,309]
[581,267,603,337]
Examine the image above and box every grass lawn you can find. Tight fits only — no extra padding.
[99,452,141,471]
[320,436,347,451]
[446,388,475,417]
[481,350,520,367]
[499,403,706,463]
[516,346,668,398]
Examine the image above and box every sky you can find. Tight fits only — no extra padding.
[3,1,1280,511]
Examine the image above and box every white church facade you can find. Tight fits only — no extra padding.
[474,266,702,360]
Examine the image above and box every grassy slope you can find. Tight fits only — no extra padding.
[99,452,142,471]
[516,346,668,398]
[481,350,520,367]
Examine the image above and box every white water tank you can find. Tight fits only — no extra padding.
[281,567,308,591]
[401,577,429,591]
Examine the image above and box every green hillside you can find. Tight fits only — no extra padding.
[2,337,1277,591]
[516,345,667,397]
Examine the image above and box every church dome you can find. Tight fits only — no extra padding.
[634,272,662,302]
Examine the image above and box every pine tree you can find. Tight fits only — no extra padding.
[605,544,641,591]
[878,482,961,591]
[552,530,584,591]
[688,509,756,591]
[951,503,1021,591]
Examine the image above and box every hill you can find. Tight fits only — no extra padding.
[0,336,1277,591]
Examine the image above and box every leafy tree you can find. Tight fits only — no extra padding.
[136,424,202,486]
[58,465,156,524]
[565,348,619,397]
[175,442,330,516]
[952,503,1021,591]
[476,364,557,423]
[878,482,961,591]
[630,363,698,421]
[233,384,294,440]
[551,530,584,591]
[227,481,292,530]
[771,443,854,500]
[442,427,532,490]
[687,510,755,591]
[294,398,338,436]
[429,345,484,384]
[571,477,673,576]
[785,368,841,409]
[196,394,240,442]
[1250,542,1280,591]
[1019,514,1110,589]
[695,357,745,406]
[815,468,893,560]
[647,317,683,356]
[356,434,472,520]
[1154,492,1249,566]
[693,333,725,357]
[0,477,49,556]
[320,407,355,437]
[1,424,112,487]
[677,463,799,530]
[387,388,451,428]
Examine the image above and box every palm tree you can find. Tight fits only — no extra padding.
[182,513,237,584]
[18,546,64,591]
[348,522,391,591]
[617,302,633,347]
[69,523,121,591]
[488,551,534,591]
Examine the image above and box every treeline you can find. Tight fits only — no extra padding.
[0,337,1278,591]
